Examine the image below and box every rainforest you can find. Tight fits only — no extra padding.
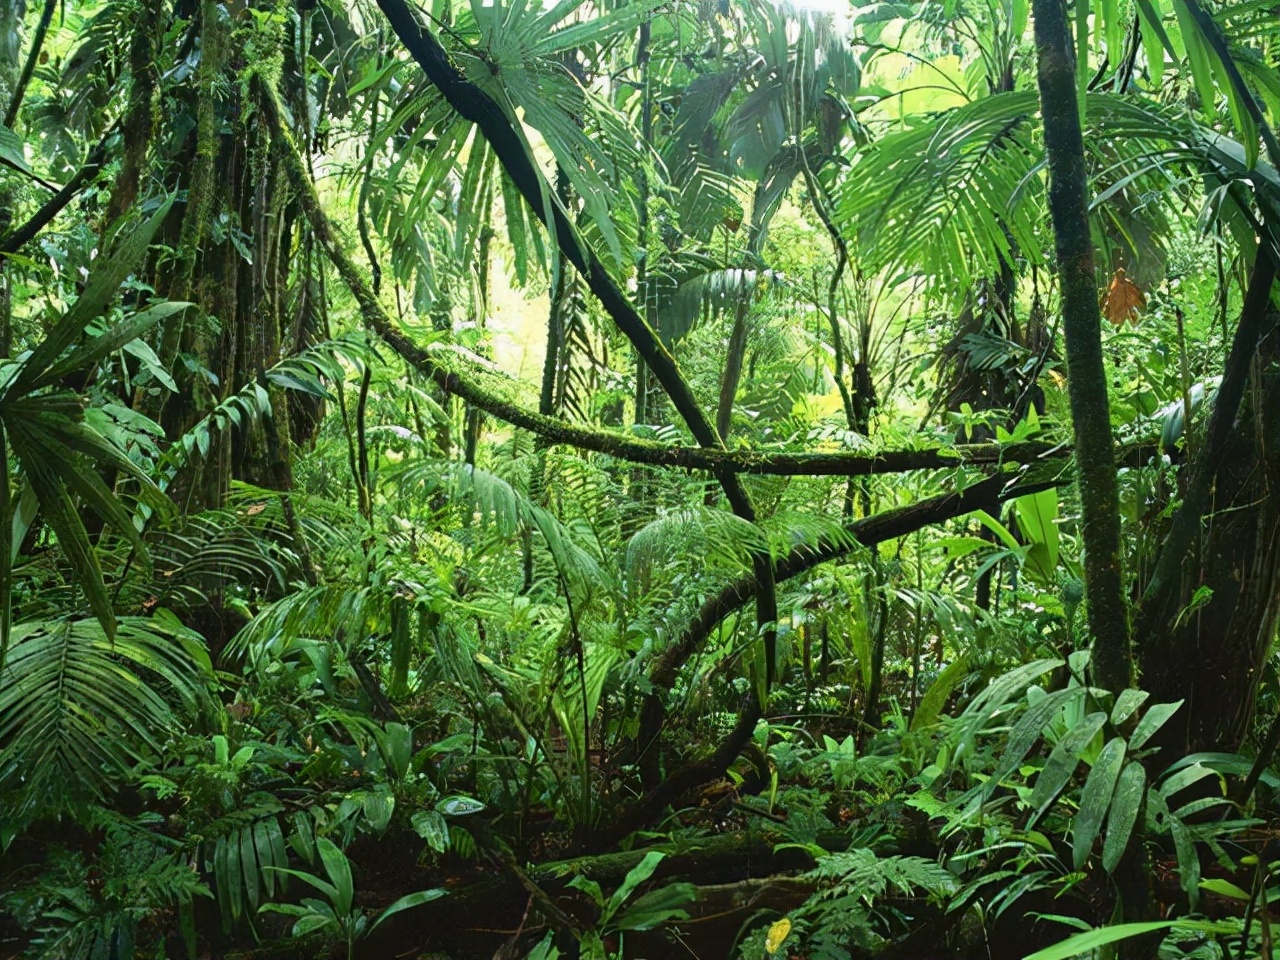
[1,0,1279,958]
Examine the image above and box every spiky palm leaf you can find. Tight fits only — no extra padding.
[0,198,179,665]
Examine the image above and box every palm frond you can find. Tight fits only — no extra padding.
[0,614,212,812]
[836,92,1042,295]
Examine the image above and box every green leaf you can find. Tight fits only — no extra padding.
[1022,922,1175,960]
[290,910,339,937]
[1129,700,1183,750]
[956,659,1063,765]
[1134,0,1173,89]
[369,888,448,932]
[362,790,395,833]
[1100,0,1121,65]
[0,123,34,176]
[377,721,413,780]
[216,834,243,924]
[1169,813,1200,909]
[1072,737,1126,870]
[290,811,316,865]
[978,687,1087,809]
[236,825,259,910]
[437,795,486,817]
[1199,878,1250,900]
[1029,711,1108,826]
[36,301,191,390]
[1102,761,1147,873]
[1012,488,1059,585]
[412,810,450,853]
[1011,0,1028,42]
[567,874,605,907]
[262,866,339,905]
[317,837,354,917]
[973,509,1021,552]
[1158,761,1218,799]
[603,851,665,926]
[1110,689,1149,726]
[10,197,174,397]
[267,368,333,399]
[256,818,286,898]
[1171,1,1220,125]
[610,882,697,932]
[911,656,969,731]
[17,450,115,640]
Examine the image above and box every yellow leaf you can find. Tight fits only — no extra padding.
[765,917,792,955]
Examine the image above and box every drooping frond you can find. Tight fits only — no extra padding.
[836,92,1043,294]
[626,506,769,597]
[808,848,959,901]
[145,509,288,610]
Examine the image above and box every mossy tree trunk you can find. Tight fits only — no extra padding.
[1033,0,1131,693]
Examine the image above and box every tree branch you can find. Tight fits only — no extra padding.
[4,0,56,128]
[263,86,1072,483]
[373,0,779,694]
[0,133,112,255]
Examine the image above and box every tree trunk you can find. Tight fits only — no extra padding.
[1033,0,1131,692]
[1142,305,1280,753]
[715,302,749,440]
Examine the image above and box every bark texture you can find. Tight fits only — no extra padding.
[1033,0,1132,691]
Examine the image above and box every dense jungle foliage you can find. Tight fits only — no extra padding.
[3,0,1280,957]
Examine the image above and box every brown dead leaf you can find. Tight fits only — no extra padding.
[1103,268,1145,326]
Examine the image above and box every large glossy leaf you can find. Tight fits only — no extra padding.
[1111,689,1149,726]
[1129,699,1184,750]
[1012,488,1059,585]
